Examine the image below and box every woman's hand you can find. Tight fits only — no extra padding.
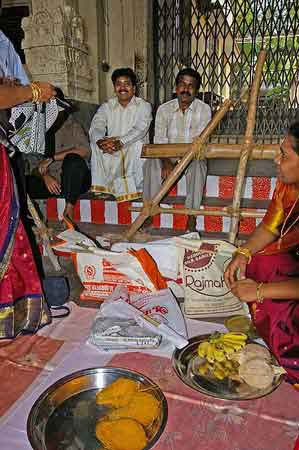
[38,158,53,176]
[34,82,57,102]
[224,253,248,288]
[43,174,61,195]
[230,278,259,303]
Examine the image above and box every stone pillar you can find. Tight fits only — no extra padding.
[21,0,93,102]
[100,0,153,101]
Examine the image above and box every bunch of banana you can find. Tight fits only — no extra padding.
[197,332,247,380]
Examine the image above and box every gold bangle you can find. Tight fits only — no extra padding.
[256,282,264,303]
[234,247,252,264]
[31,84,39,102]
[31,85,38,102]
[30,82,42,103]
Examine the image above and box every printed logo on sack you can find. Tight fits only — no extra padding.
[84,264,96,280]
[183,242,218,270]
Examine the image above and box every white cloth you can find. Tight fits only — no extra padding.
[89,96,152,202]
[0,31,29,85]
[9,99,60,154]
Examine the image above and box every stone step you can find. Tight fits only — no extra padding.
[36,173,275,236]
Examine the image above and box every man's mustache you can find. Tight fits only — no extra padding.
[179,91,191,96]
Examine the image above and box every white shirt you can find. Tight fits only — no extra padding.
[154,98,211,144]
[89,96,152,147]
[0,31,29,85]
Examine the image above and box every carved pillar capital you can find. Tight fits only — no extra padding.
[22,0,93,102]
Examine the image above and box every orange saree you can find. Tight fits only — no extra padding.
[261,180,299,254]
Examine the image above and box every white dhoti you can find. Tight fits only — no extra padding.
[89,96,152,202]
[91,141,144,202]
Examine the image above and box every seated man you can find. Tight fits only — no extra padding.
[89,67,152,202]
[26,100,91,226]
[224,122,299,385]
[143,68,212,231]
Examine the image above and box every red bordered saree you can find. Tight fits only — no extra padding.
[0,144,51,339]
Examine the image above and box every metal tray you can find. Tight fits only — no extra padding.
[172,335,283,400]
[27,367,168,450]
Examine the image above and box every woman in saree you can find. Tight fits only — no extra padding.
[0,80,56,339]
[225,122,299,384]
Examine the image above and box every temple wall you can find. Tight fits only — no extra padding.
[20,0,152,105]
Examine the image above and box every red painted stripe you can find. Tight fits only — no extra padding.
[168,184,178,197]
[219,176,235,199]
[173,204,187,230]
[239,209,257,234]
[46,198,58,220]
[152,213,161,228]
[204,207,223,232]
[117,201,132,225]
[252,176,271,200]
[73,201,81,222]
[90,199,105,224]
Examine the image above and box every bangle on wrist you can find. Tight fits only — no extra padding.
[30,82,42,103]
[234,247,252,264]
[256,282,264,303]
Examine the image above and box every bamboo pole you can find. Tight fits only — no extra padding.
[27,196,61,271]
[228,50,267,243]
[141,142,279,160]
[124,98,234,240]
[129,205,265,219]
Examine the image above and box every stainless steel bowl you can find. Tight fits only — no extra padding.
[27,367,168,450]
[172,335,283,400]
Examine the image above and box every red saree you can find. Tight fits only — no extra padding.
[247,253,299,384]
[0,144,51,339]
[245,180,299,383]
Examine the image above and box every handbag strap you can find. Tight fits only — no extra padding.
[50,305,71,319]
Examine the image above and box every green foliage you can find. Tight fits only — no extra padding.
[233,0,299,100]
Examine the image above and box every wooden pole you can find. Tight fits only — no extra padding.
[141,142,279,160]
[27,196,61,271]
[228,50,267,243]
[124,98,234,240]
[129,205,265,219]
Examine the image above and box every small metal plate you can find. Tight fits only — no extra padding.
[27,367,168,450]
[172,335,283,400]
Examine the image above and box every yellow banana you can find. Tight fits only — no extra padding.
[198,361,210,375]
[213,348,226,362]
[198,341,210,358]
[206,343,216,363]
[220,342,236,355]
[196,332,248,381]
[213,366,227,380]
[222,332,247,342]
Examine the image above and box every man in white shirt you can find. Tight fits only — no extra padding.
[89,67,152,202]
[143,68,211,231]
[0,30,29,85]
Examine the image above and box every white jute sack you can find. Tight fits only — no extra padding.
[175,237,248,318]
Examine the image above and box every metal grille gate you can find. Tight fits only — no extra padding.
[153,0,299,142]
